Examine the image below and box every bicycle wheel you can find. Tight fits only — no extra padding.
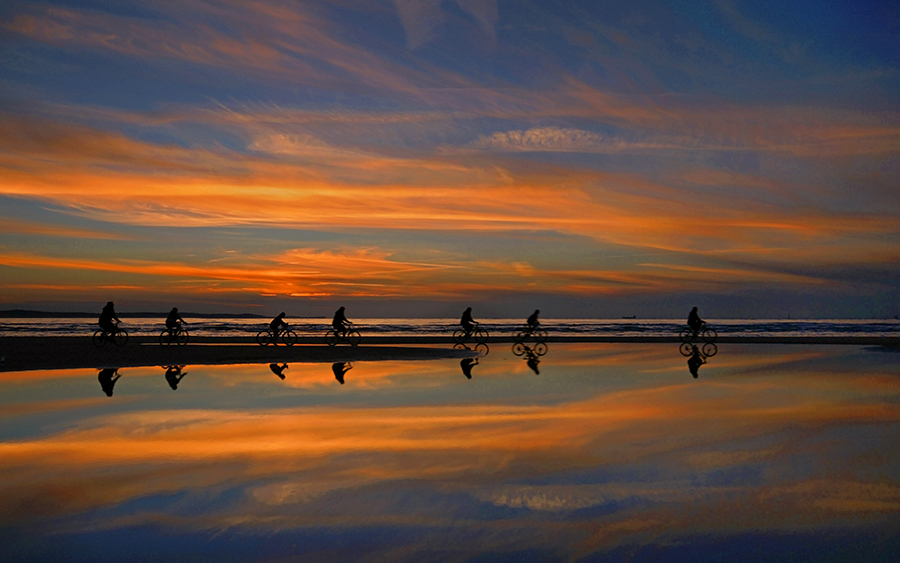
[475,343,489,355]
[93,330,107,348]
[281,330,297,346]
[533,328,548,342]
[346,330,361,347]
[534,342,548,356]
[176,329,189,346]
[474,327,489,344]
[679,342,695,357]
[452,329,467,344]
[113,329,128,346]
[513,342,527,356]
[257,330,272,346]
[325,330,339,346]
[702,342,718,357]
[679,327,695,343]
[160,330,172,346]
[701,327,718,342]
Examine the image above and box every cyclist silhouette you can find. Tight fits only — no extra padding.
[688,346,706,378]
[460,307,476,334]
[687,307,704,334]
[527,309,540,328]
[460,357,478,379]
[332,362,352,384]
[166,307,187,334]
[269,363,288,380]
[98,301,121,336]
[270,312,288,344]
[332,307,352,336]
[98,368,121,396]
[164,365,188,389]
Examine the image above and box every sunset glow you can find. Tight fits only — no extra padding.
[1,1,898,316]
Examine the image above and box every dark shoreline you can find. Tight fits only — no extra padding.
[1,336,897,373]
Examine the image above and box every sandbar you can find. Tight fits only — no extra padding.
[0,335,896,373]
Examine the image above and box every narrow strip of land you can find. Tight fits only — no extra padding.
[0,336,896,373]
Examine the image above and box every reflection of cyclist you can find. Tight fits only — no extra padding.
[526,351,540,374]
[98,368,121,396]
[270,312,288,343]
[460,357,478,379]
[332,307,352,336]
[166,307,187,334]
[688,347,706,378]
[332,362,352,384]
[461,307,476,334]
[99,301,121,335]
[269,363,288,380]
[687,307,704,334]
[527,309,540,329]
[164,365,188,389]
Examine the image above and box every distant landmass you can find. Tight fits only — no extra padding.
[0,310,267,319]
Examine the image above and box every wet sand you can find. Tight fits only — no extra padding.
[0,335,897,373]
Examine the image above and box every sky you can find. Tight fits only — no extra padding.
[1,0,899,318]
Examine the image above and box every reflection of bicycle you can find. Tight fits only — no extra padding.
[453,324,489,345]
[513,325,547,343]
[679,323,717,343]
[680,342,717,358]
[257,328,298,346]
[93,323,128,347]
[325,328,361,346]
[513,341,547,356]
[454,342,489,355]
[159,326,189,346]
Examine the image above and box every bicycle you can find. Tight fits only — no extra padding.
[92,323,129,347]
[513,341,548,357]
[513,324,548,343]
[325,328,361,346]
[257,327,298,346]
[679,341,717,358]
[159,326,189,346]
[679,323,717,343]
[453,323,489,345]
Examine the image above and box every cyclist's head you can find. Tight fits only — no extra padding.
[106,301,114,307]
[172,307,178,312]
[278,312,286,317]
[338,306,345,312]
[465,307,472,312]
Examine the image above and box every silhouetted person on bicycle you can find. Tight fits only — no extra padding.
[166,307,187,334]
[527,309,540,329]
[164,365,188,390]
[270,312,288,344]
[460,357,478,379]
[332,361,352,384]
[99,301,121,338]
[461,307,477,335]
[98,368,121,396]
[269,363,288,380]
[333,307,352,337]
[688,346,705,378]
[687,307,704,335]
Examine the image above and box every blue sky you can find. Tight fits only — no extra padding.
[1,0,899,317]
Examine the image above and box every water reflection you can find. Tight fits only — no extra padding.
[268,363,288,380]
[680,342,718,378]
[97,367,121,396]
[3,344,899,562]
[332,361,352,384]
[164,365,188,389]
[512,342,549,374]
[460,357,479,379]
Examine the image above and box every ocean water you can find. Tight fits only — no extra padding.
[1,316,898,338]
[1,343,899,561]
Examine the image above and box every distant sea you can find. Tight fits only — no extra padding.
[1,315,898,338]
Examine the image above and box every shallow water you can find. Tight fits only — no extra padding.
[2,316,900,338]
[1,343,899,562]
